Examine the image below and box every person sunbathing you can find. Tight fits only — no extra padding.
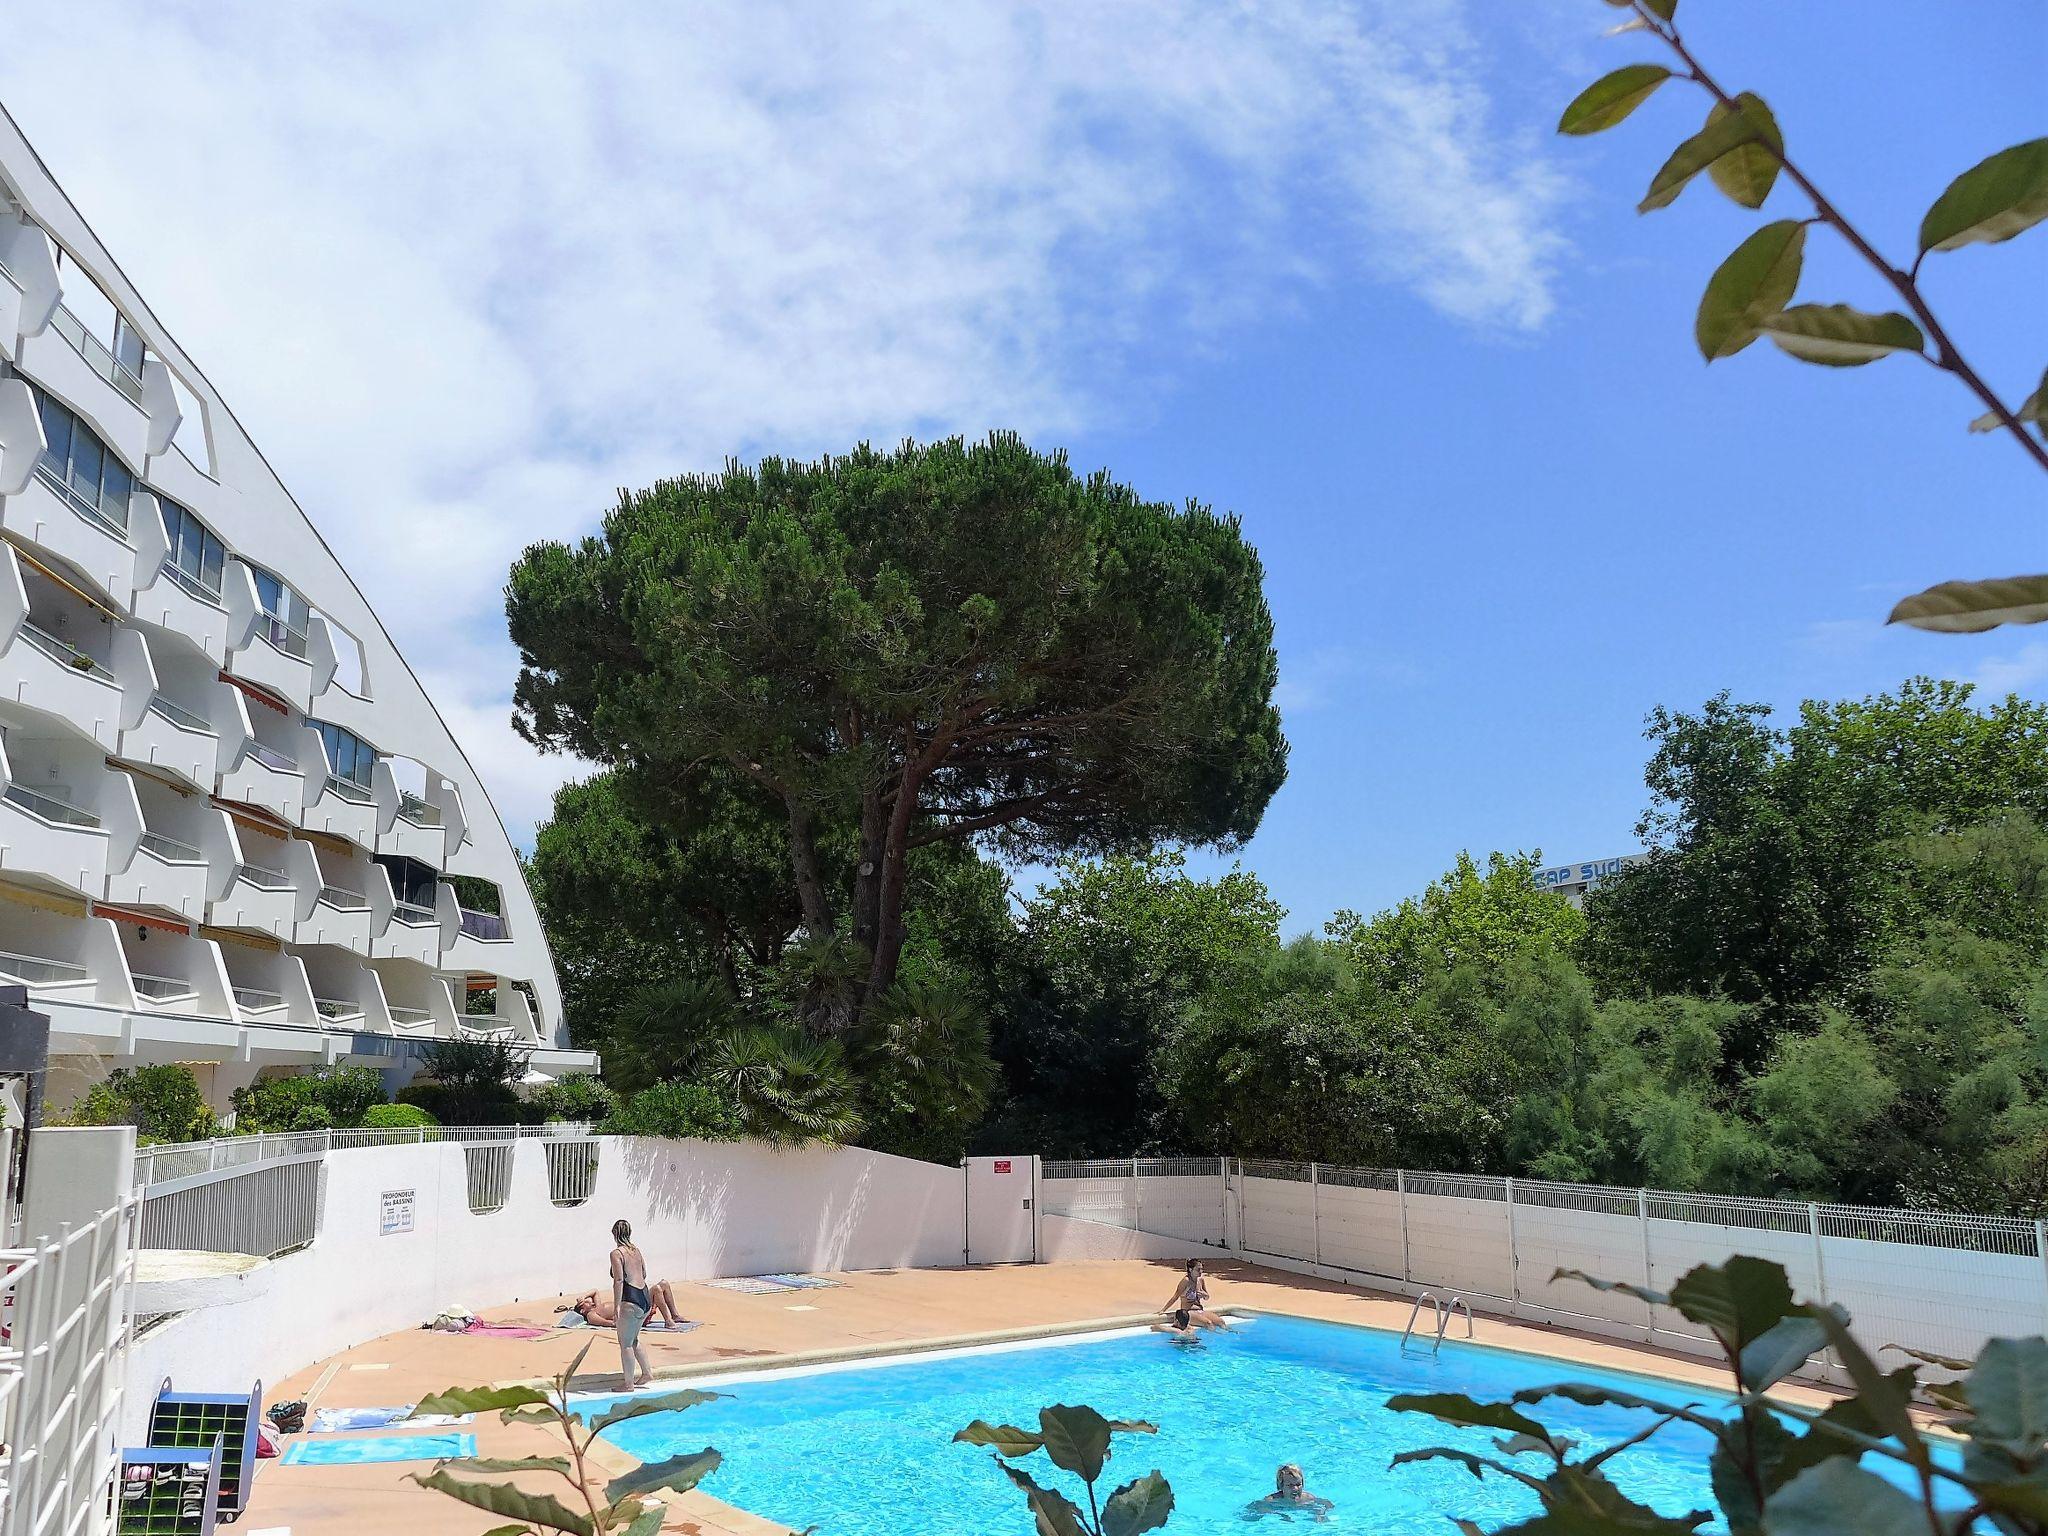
[562,1280,687,1329]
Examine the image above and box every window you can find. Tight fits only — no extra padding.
[375,855,439,911]
[312,719,376,792]
[156,495,227,603]
[247,564,310,656]
[32,388,132,535]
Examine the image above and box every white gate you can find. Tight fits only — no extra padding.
[964,1156,1039,1265]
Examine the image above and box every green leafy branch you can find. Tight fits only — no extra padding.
[1562,0,2048,631]
[404,1341,726,1536]
[1391,1254,2048,1535]
[955,1404,1176,1536]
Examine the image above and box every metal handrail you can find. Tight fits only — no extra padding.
[137,828,204,863]
[32,457,130,539]
[317,883,368,911]
[147,693,213,734]
[390,899,436,925]
[157,557,225,608]
[243,739,299,774]
[131,972,197,1001]
[459,907,509,941]
[324,773,373,804]
[3,780,101,828]
[0,948,91,986]
[397,791,443,826]
[234,859,291,889]
[18,619,117,683]
[48,301,145,403]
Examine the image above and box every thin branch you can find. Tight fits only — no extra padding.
[1635,2,2048,475]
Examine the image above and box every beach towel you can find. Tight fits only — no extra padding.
[282,1433,476,1466]
[702,1276,793,1295]
[460,1321,551,1339]
[309,1406,474,1433]
[759,1273,843,1290]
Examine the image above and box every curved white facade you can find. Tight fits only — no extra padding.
[0,104,590,1106]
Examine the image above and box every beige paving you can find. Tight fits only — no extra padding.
[238,1257,1873,1535]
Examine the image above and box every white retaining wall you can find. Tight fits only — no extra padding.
[123,1136,970,1438]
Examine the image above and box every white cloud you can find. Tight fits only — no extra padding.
[1,0,1567,838]
[1971,642,2048,698]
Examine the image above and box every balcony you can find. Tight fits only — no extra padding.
[459,907,509,941]
[203,815,313,939]
[129,514,231,664]
[217,943,319,1028]
[0,947,92,992]
[224,563,334,713]
[372,761,446,865]
[216,732,305,827]
[0,217,60,364]
[0,907,135,1009]
[16,318,148,476]
[372,867,444,966]
[297,862,374,953]
[114,632,218,793]
[0,550,125,751]
[113,924,235,1021]
[0,777,109,897]
[0,458,134,619]
[299,732,378,849]
[106,807,210,922]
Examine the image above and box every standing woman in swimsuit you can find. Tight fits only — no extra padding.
[610,1218,654,1387]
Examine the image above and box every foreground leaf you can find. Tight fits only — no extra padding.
[1761,304,1924,366]
[452,1454,573,1476]
[414,1383,555,1417]
[1696,221,1805,360]
[1101,1470,1175,1536]
[1964,1337,2048,1452]
[1667,1258,1800,1351]
[1512,1381,1718,1432]
[614,1502,667,1536]
[1559,65,1673,136]
[1968,373,2045,436]
[406,1468,593,1536]
[1704,95,1784,208]
[1038,1404,1116,1481]
[1889,575,2048,634]
[1764,1460,1925,1536]
[1920,137,2048,252]
[1388,1446,1550,1493]
[604,1447,721,1502]
[1641,96,1777,213]
[1737,1313,1829,1392]
[1554,1269,1668,1309]
[955,1419,1046,1458]
[1386,1391,1555,1444]
[587,1389,725,1435]
[999,1463,1091,1536]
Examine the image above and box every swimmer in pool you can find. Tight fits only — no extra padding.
[1242,1463,1334,1522]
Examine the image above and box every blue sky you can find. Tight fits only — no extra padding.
[4,1,2042,934]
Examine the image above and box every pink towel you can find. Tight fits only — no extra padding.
[461,1322,550,1339]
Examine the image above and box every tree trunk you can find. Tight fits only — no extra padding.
[784,801,836,940]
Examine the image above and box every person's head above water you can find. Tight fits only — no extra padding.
[1275,1464,1305,1497]
[611,1218,634,1246]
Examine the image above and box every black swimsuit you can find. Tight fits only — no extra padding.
[622,1281,650,1313]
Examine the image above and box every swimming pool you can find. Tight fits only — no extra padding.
[583,1315,1890,1534]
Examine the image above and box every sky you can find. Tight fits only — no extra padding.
[2,1,2042,935]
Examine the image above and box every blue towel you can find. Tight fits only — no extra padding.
[282,1433,476,1466]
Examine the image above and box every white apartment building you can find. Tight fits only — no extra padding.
[0,104,595,1111]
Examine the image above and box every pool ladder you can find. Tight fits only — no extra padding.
[1400,1291,1474,1358]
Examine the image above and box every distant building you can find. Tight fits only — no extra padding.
[1530,854,1647,908]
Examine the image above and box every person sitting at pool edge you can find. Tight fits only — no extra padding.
[561,1278,689,1330]
[1156,1258,1226,1332]
[1243,1463,1334,1522]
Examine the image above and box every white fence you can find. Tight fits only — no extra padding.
[1041,1158,2048,1377]
[0,1194,138,1536]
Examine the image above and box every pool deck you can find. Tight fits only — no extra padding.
[241,1256,1872,1534]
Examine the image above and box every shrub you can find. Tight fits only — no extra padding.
[58,1065,219,1145]
[363,1102,437,1129]
[601,1079,744,1141]
[528,1074,618,1124]
[230,1066,387,1133]
[412,1036,532,1125]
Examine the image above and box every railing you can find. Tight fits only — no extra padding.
[17,619,116,684]
[232,985,285,1012]
[316,883,368,911]
[391,899,436,926]
[0,1194,139,1536]
[146,693,212,734]
[464,1144,515,1214]
[2,780,99,828]
[312,996,361,1021]
[156,556,225,608]
[32,456,130,541]
[459,907,508,941]
[242,739,298,774]
[129,972,196,1002]
[546,1139,601,1208]
[398,791,442,826]
[255,610,309,660]
[47,300,145,403]
[386,1006,435,1026]
[132,1124,597,1189]
[234,858,291,889]
[324,773,372,804]
[136,828,204,863]
[136,1155,321,1261]
[0,949,91,987]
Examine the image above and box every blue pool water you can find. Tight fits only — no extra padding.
[584,1316,1917,1534]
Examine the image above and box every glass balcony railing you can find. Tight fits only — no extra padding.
[33,454,131,540]
[391,899,437,926]
[458,907,509,941]
[256,611,310,660]
[18,619,117,684]
[3,780,100,827]
[317,883,369,911]
[234,859,291,890]
[397,791,443,827]
[233,986,285,1012]
[131,972,196,1002]
[243,740,298,774]
[324,773,373,805]
[137,829,204,863]
[157,557,225,609]
[48,302,146,404]
[313,996,362,1021]
[0,949,91,987]
[147,694,213,734]
[387,1006,436,1027]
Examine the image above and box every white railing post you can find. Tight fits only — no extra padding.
[1310,1162,1322,1271]
[1808,1201,1836,1384]
[2036,1220,2048,1334]
[1131,1155,1142,1234]
[1638,1187,1655,1343]
[1218,1156,1229,1248]
[1397,1168,1410,1285]
[1504,1176,1519,1317]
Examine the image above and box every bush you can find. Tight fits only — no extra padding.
[362,1102,437,1129]
[527,1074,618,1124]
[412,1036,532,1125]
[58,1065,219,1144]
[601,1079,744,1141]
[230,1066,387,1133]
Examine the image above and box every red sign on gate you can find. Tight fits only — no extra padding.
[993,1160,1012,1174]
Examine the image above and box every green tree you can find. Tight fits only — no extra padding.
[1559,1,2048,631]
[58,1065,217,1144]
[508,433,1287,1028]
